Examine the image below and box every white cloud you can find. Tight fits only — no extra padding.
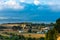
[0,17,8,19]
[33,0,40,5]
[0,0,24,10]
[46,1,60,11]
[19,0,25,2]
[5,0,24,9]
[0,17,21,20]
[34,0,60,11]
[0,1,5,10]
[0,0,60,11]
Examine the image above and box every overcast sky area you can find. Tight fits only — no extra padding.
[0,0,60,23]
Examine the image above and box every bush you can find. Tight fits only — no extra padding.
[39,37,45,40]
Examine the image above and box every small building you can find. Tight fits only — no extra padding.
[19,30,24,33]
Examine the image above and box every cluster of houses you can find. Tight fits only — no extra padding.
[0,23,54,34]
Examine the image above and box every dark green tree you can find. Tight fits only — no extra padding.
[28,26,32,33]
[32,38,36,40]
[27,37,33,40]
[39,37,45,40]
[12,26,22,31]
[55,18,60,33]
[45,29,57,40]
[45,18,60,40]
[41,23,45,26]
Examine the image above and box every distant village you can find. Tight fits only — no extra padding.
[0,22,54,34]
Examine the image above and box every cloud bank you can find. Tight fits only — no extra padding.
[19,0,60,11]
[0,0,24,10]
[0,0,60,11]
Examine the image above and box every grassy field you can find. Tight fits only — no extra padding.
[0,31,45,38]
[1,32,45,38]
[20,33,45,38]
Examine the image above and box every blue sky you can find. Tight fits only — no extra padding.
[0,0,60,23]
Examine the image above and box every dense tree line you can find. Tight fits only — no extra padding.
[0,34,45,40]
[12,26,23,31]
